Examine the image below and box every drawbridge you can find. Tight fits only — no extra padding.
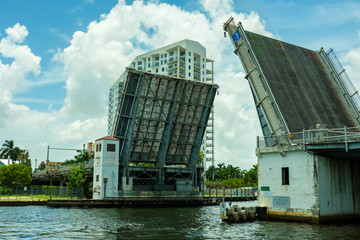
[224,17,360,147]
[112,68,218,192]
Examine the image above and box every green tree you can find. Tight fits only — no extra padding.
[38,161,46,170]
[197,150,204,164]
[225,165,241,179]
[222,178,243,188]
[74,152,91,163]
[0,140,22,162]
[205,164,223,180]
[204,163,258,188]
[244,164,258,187]
[0,163,32,187]
[66,164,87,189]
[17,150,31,168]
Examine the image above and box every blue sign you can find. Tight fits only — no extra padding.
[232,30,241,44]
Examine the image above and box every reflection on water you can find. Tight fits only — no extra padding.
[0,205,359,239]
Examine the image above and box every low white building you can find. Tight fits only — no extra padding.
[0,159,9,166]
[92,136,120,199]
[257,130,360,223]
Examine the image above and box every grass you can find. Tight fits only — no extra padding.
[0,195,78,201]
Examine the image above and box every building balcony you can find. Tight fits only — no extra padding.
[179,64,185,70]
[167,57,178,64]
[179,71,185,78]
[152,62,160,67]
[194,63,201,69]
[168,64,178,71]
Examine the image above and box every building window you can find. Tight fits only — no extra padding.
[164,53,167,58]
[170,52,173,56]
[189,52,191,56]
[138,61,142,65]
[107,143,116,152]
[282,167,289,185]
[155,56,159,61]
[164,59,167,64]
[188,72,191,77]
[96,175,99,182]
[148,57,150,61]
[156,69,158,73]
[203,58,204,62]
[189,66,191,70]
[161,54,163,59]
[162,67,164,72]
[161,60,163,65]
[148,63,150,68]
[96,144,101,152]
[189,59,191,63]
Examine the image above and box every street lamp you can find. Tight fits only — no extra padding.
[46,145,83,170]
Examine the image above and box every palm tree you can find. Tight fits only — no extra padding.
[226,165,241,179]
[205,165,218,180]
[0,140,21,162]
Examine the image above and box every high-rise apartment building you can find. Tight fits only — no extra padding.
[108,39,215,166]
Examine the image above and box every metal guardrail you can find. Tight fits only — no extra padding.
[204,188,258,199]
[32,159,94,179]
[257,126,360,150]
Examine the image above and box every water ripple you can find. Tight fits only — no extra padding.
[0,205,359,239]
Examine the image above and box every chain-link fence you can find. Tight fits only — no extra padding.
[0,186,84,201]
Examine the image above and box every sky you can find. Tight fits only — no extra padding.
[1,0,360,170]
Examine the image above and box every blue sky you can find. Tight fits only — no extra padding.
[1,0,360,169]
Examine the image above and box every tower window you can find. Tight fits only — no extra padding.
[107,143,115,152]
[282,167,289,185]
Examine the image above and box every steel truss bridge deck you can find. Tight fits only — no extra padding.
[112,68,218,190]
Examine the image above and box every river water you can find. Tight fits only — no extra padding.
[0,203,360,239]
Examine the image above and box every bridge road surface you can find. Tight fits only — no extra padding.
[245,31,355,133]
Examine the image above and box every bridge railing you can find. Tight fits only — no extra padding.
[33,159,94,178]
[327,49,360,112]
[204,187,257,199]
[302,126,360,145]
[257,126,360,148]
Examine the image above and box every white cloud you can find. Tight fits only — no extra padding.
[0,24,41,93]
[342,47,360,91]
[5,23,28,43]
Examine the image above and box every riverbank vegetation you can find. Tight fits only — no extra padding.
[204,163,257,188]
[0,140,33,188]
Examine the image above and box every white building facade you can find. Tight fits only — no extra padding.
[108,39,215,165]
[257,144,360,223]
